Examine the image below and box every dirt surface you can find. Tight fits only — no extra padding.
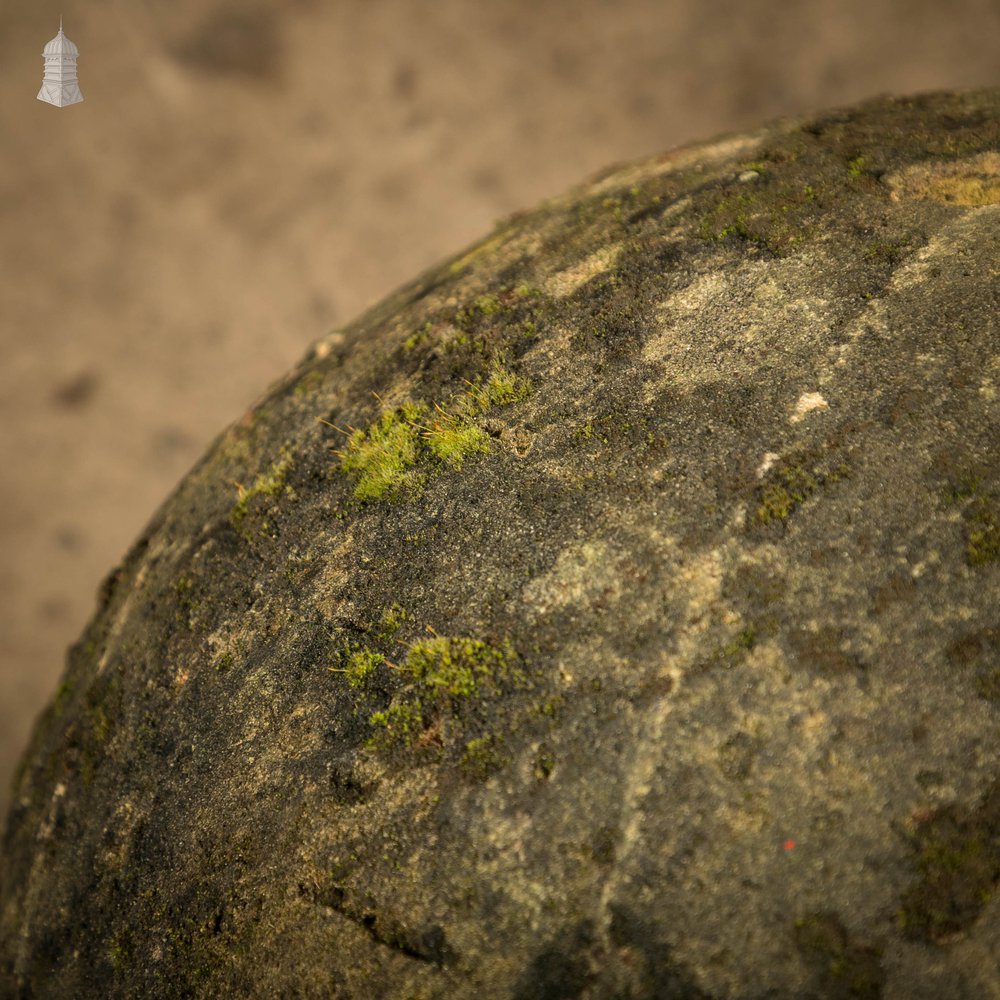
[1,0,998,819]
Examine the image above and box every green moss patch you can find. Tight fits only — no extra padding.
[754,463,818,524]
[376,603,411,640]
[933,456,1000,567]
[964,505,1000,567]
[336,361,530,502]
[459,734,508,780]
[367,634,522,764]
[337,400,428,502]
[230,448,296,539]
[423,409,490,469]
[748,445,852,531]
[330,646,384,689]
[695,173,825,253]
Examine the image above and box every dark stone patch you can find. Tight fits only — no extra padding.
[513,920,596,1000]
[564,237,686,357]
[869,571,918,615]
[301,876,455,968]
[54,525,85,551]
[718,729,759,780]
[51,371,99,409]
[170,8,283,81]
[607,904,712,999]
[786,625,867,679]
[393,62,418,99]
[896,780,1000,942]
[946,626,1000,702]
[723,560,788,610]
[792,910,886,999]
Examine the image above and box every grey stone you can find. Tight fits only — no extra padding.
[2,88,1000,998]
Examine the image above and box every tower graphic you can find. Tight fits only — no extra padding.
[37,17,84,108]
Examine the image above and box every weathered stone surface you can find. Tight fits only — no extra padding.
[2,89,999,998]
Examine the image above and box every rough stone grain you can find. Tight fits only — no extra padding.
[2,89,1000,999]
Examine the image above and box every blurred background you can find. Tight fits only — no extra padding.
[1,0,998,818]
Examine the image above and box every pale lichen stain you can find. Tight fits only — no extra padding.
[520,538,625,618]
[756,451,781,479]
[789,392,829,423]
[980,357,1000,404]
[543,243,623,299]
[887,151,1000,206]
[669,272,728,314]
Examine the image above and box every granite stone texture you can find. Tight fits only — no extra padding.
[2,89,999,998]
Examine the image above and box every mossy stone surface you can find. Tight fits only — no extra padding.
[3,89,1000,998]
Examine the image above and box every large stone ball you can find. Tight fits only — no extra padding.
[3,89,1000,999]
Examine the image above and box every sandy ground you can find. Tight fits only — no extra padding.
[1,0,998,819]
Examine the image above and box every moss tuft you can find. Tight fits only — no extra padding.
[369,701,425,741]
[337,401,428,502]
[965,505,1000,566]
[723,626,757,658]
[846,155,867,180]
[230,448,296,537]
[337,363,530,501]
[377,603,411,639]
[344,648,384,688]
[459,735,508,780]
[422,408,490,469]
[401,636,512,698]
[462,360,532,413]
[754,464,818,525]
[328,636,390,688]
[367,635,520,754]
[403,320,433,351]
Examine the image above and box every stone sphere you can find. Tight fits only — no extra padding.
[3,89,1000,999]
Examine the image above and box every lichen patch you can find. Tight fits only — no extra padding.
[887,151,1000,206]
[520,538,625,618]
[642,255,835,402]
[652,131,768,179]
[667,271,728,314]
[790,392,829,423]
[756,451,781,479]
[672,545,727,655]
[543,243,623,298]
